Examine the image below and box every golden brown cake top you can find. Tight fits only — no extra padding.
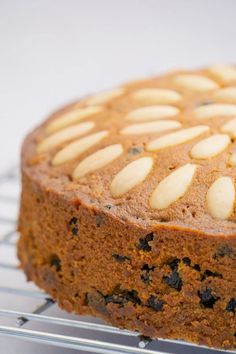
[22,64,236,235]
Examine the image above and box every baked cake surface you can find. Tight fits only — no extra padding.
[18,65,236,349]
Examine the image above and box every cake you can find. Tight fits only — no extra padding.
[18,64,236,350]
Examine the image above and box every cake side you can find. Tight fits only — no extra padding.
[18,171,236,349]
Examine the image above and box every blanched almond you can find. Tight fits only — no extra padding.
[213,87,236,103]
[206,177,235,219]
[46,106,103,133]
[146,125,209,151]
[73,144,123,179]
[86,88,125,105]
[126,105,179,121]
[193,104,236,119]
[150,164,197,209]
[121,120,181,135]
[174,74,219,91]
[110,157,153,197]
[37,122,95,153]
[131,88,182,104]
[221,118,236,137]
[190,134,230,159]
[52,131,108,165]
[208,64,236,84]
[229,153,236,166]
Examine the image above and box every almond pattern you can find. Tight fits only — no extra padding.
[110,157,153,197]
[193,104,236,119]
[86,88,125,105]
[36,65,236,221]
[126,106,179,121]
[173,74,219,91]
[131,88,182,104]
[121,120,181,135]
[150,164,197,209]
[213,87,236,103]
[37,122,95,153]
[146,125,209,151]
[208,64,236,84]
[52,131,109,165]
[206,177,235,219]
[190,134,230,159]
[46,106,103,134]
[73,144,123,179]
[221,118,236,137]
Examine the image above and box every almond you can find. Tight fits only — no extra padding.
[229,153,236,166]
[131,88,182,104]
[150,163,197,209]
[221,118,236,137]
[37,122,95,153]
[126,105,179,122]
[121,120,181,135]
[52,131,109,165]
[86,88,125,105]
[213,87,236,103]
[146,125,209,151]
[174,74,219,91]
[193,104,236,119]
[110,157,153,197]
[206,177,235,219]
[46,106,103,133]
[208,64,236,84]
[190,134,230,159]
[73,144,123,179]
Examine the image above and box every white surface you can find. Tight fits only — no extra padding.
[1,0,236,172]
[0,1,236,353]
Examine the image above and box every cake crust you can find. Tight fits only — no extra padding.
[18,65,236,349]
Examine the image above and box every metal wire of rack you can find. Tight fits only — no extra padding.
[0,166,235,354]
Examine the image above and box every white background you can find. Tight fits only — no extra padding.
[0,1,236,353]
[1,0,236,171]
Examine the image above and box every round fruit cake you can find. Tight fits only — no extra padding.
[18,65,236,349]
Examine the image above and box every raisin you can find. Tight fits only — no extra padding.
[213,244,234,259]
[141,264,155,284]
[69,217,78,225]
[105,294,124,305]
[50,254,61,272]
[128,146,143,155]
[193,264,201,271]
[69,217,79,236]
[226,298,236,313]
[201,270,222,281]
[124,290,141,305]
[163,270,183,291]
[198,287,219,308]
[147,295,164,311]
[182,257,191,266]
[167,258,180,271]
[112,254,130,262]
[105,289,141,306]
[136,233,154,252]
[72,227,79,236]
[104,204,113,210]
[95,215,104,227]
[182,257,201,271]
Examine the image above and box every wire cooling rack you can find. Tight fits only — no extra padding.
[0,166,235,354]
